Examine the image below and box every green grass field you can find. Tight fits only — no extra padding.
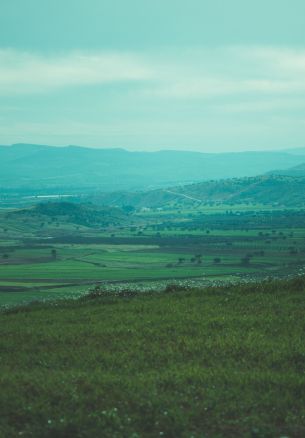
[1,277,305,437]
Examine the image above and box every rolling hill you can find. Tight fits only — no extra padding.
[89,175,305,208]
[6,202,128,229]
[270,163,305,177]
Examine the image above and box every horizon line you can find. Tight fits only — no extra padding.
[1,142,305,155]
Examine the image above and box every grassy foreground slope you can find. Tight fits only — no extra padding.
[1,278,305,437]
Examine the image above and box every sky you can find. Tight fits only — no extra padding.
[0,0,305,152]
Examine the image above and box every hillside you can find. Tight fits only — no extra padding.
[6,174,303,212]
[6,201,128,229]
[2,143,305,191]
[1,277,305,437]
[177,175,305,206]
[270,163,305,177]
[88,175,305,208]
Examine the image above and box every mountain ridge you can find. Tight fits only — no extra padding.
[2,143,305,191]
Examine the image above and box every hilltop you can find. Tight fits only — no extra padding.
[5,201,129,230]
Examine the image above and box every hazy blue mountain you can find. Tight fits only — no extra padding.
[280,147,305,156]
[1,143,305,191]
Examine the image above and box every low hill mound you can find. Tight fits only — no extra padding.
[7,201,128,228]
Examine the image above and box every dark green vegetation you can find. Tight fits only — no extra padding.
[1,143,305,193]
[8,202,127,228]
[1,200,305,307]
[1,277,305,437]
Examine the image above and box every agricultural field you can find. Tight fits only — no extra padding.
[1,202,305,306]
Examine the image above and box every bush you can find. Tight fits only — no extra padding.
[164,284,189,293]
[84,286,138,299]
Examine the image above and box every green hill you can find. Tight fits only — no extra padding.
[90,175,305,208]
[176,175,305,206]
[1,277,305,437]
[6,201,128,229]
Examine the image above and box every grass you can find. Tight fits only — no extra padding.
[0,285,89,307]
[1,277,305,437]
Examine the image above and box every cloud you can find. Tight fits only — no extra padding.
[0,49,152,94]
[214,98,305,114]
[236,46,305,74]
[1,46,305,104]
[144,78,305,99]
[141,46,305,99]
[1,46,305,152]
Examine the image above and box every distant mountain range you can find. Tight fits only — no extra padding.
[1,143,305,191]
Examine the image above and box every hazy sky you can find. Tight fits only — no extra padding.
[1,0,305,152]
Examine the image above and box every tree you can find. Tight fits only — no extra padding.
[51,249,57,260]
[213,257,221,264]
[194,254,202,264]
[122,205,135,214]
[241,257,250,266]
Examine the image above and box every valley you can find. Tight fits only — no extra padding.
[1,199,305,307]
